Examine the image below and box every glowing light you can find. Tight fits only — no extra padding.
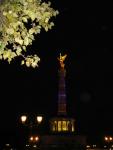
[58,121,61,131]
[105,137,108,141]
[104,136,113,141]
[93,144,96,147]
[6,144,10,147]
[62,121,67,131]
[29,136,39,142]
[30,136,33,141]
[110,137,113,141]
[37,116,43,123]
[35,136,39,141]
[33,145,37,148]
[21,115,27,123]
[86,145,90,148]
[104,145,107,148]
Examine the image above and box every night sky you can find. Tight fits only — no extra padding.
[0,0,113,143]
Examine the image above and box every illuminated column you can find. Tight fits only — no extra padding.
[57,53,67,115]
[50,54,75,133]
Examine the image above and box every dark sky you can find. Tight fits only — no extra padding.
[0,0,113,142]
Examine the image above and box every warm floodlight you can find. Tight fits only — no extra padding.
[104,136,113,141]
[30,136,33,141]
[21,115,27,123]
[29,135,39,143]
[35,136,39,141]
[110,137,113,141]
[37,116,43,123]
[105,137,108,141]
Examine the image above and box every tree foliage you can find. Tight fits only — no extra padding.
[0,0,59,67]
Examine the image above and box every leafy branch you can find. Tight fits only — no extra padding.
[0,0,59,67]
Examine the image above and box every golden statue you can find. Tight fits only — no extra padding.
[58,53,67,68]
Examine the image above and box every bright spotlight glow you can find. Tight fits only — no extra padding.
[30,136,33,141]
[110,137,112,141]
[37,116,43,123]
[21,115,27,123]
[35,136,39,141]
[105,137,108,141]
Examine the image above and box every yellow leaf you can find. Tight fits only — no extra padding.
[16,47,22,56]
[22,17,28,23]
[26,61,30,67]
[21,60,25,65]
[24,37,29,46]
[0,55,2,60]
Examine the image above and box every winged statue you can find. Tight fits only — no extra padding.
[58,53,67,68]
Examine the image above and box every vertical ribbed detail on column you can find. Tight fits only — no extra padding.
[58,68,67,115]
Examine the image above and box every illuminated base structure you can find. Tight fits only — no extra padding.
[39,54,86,150]
[40,117,86,149]
[40,114,86,149]
[50,117,75,133]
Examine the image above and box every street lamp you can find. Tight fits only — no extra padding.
[37,116,43,123]
[20,114,43,147]
[21,115,27,124]
[104,136,113,142]
[29,135,39,143]
[20,114,43,125]
[104,136,113,149]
